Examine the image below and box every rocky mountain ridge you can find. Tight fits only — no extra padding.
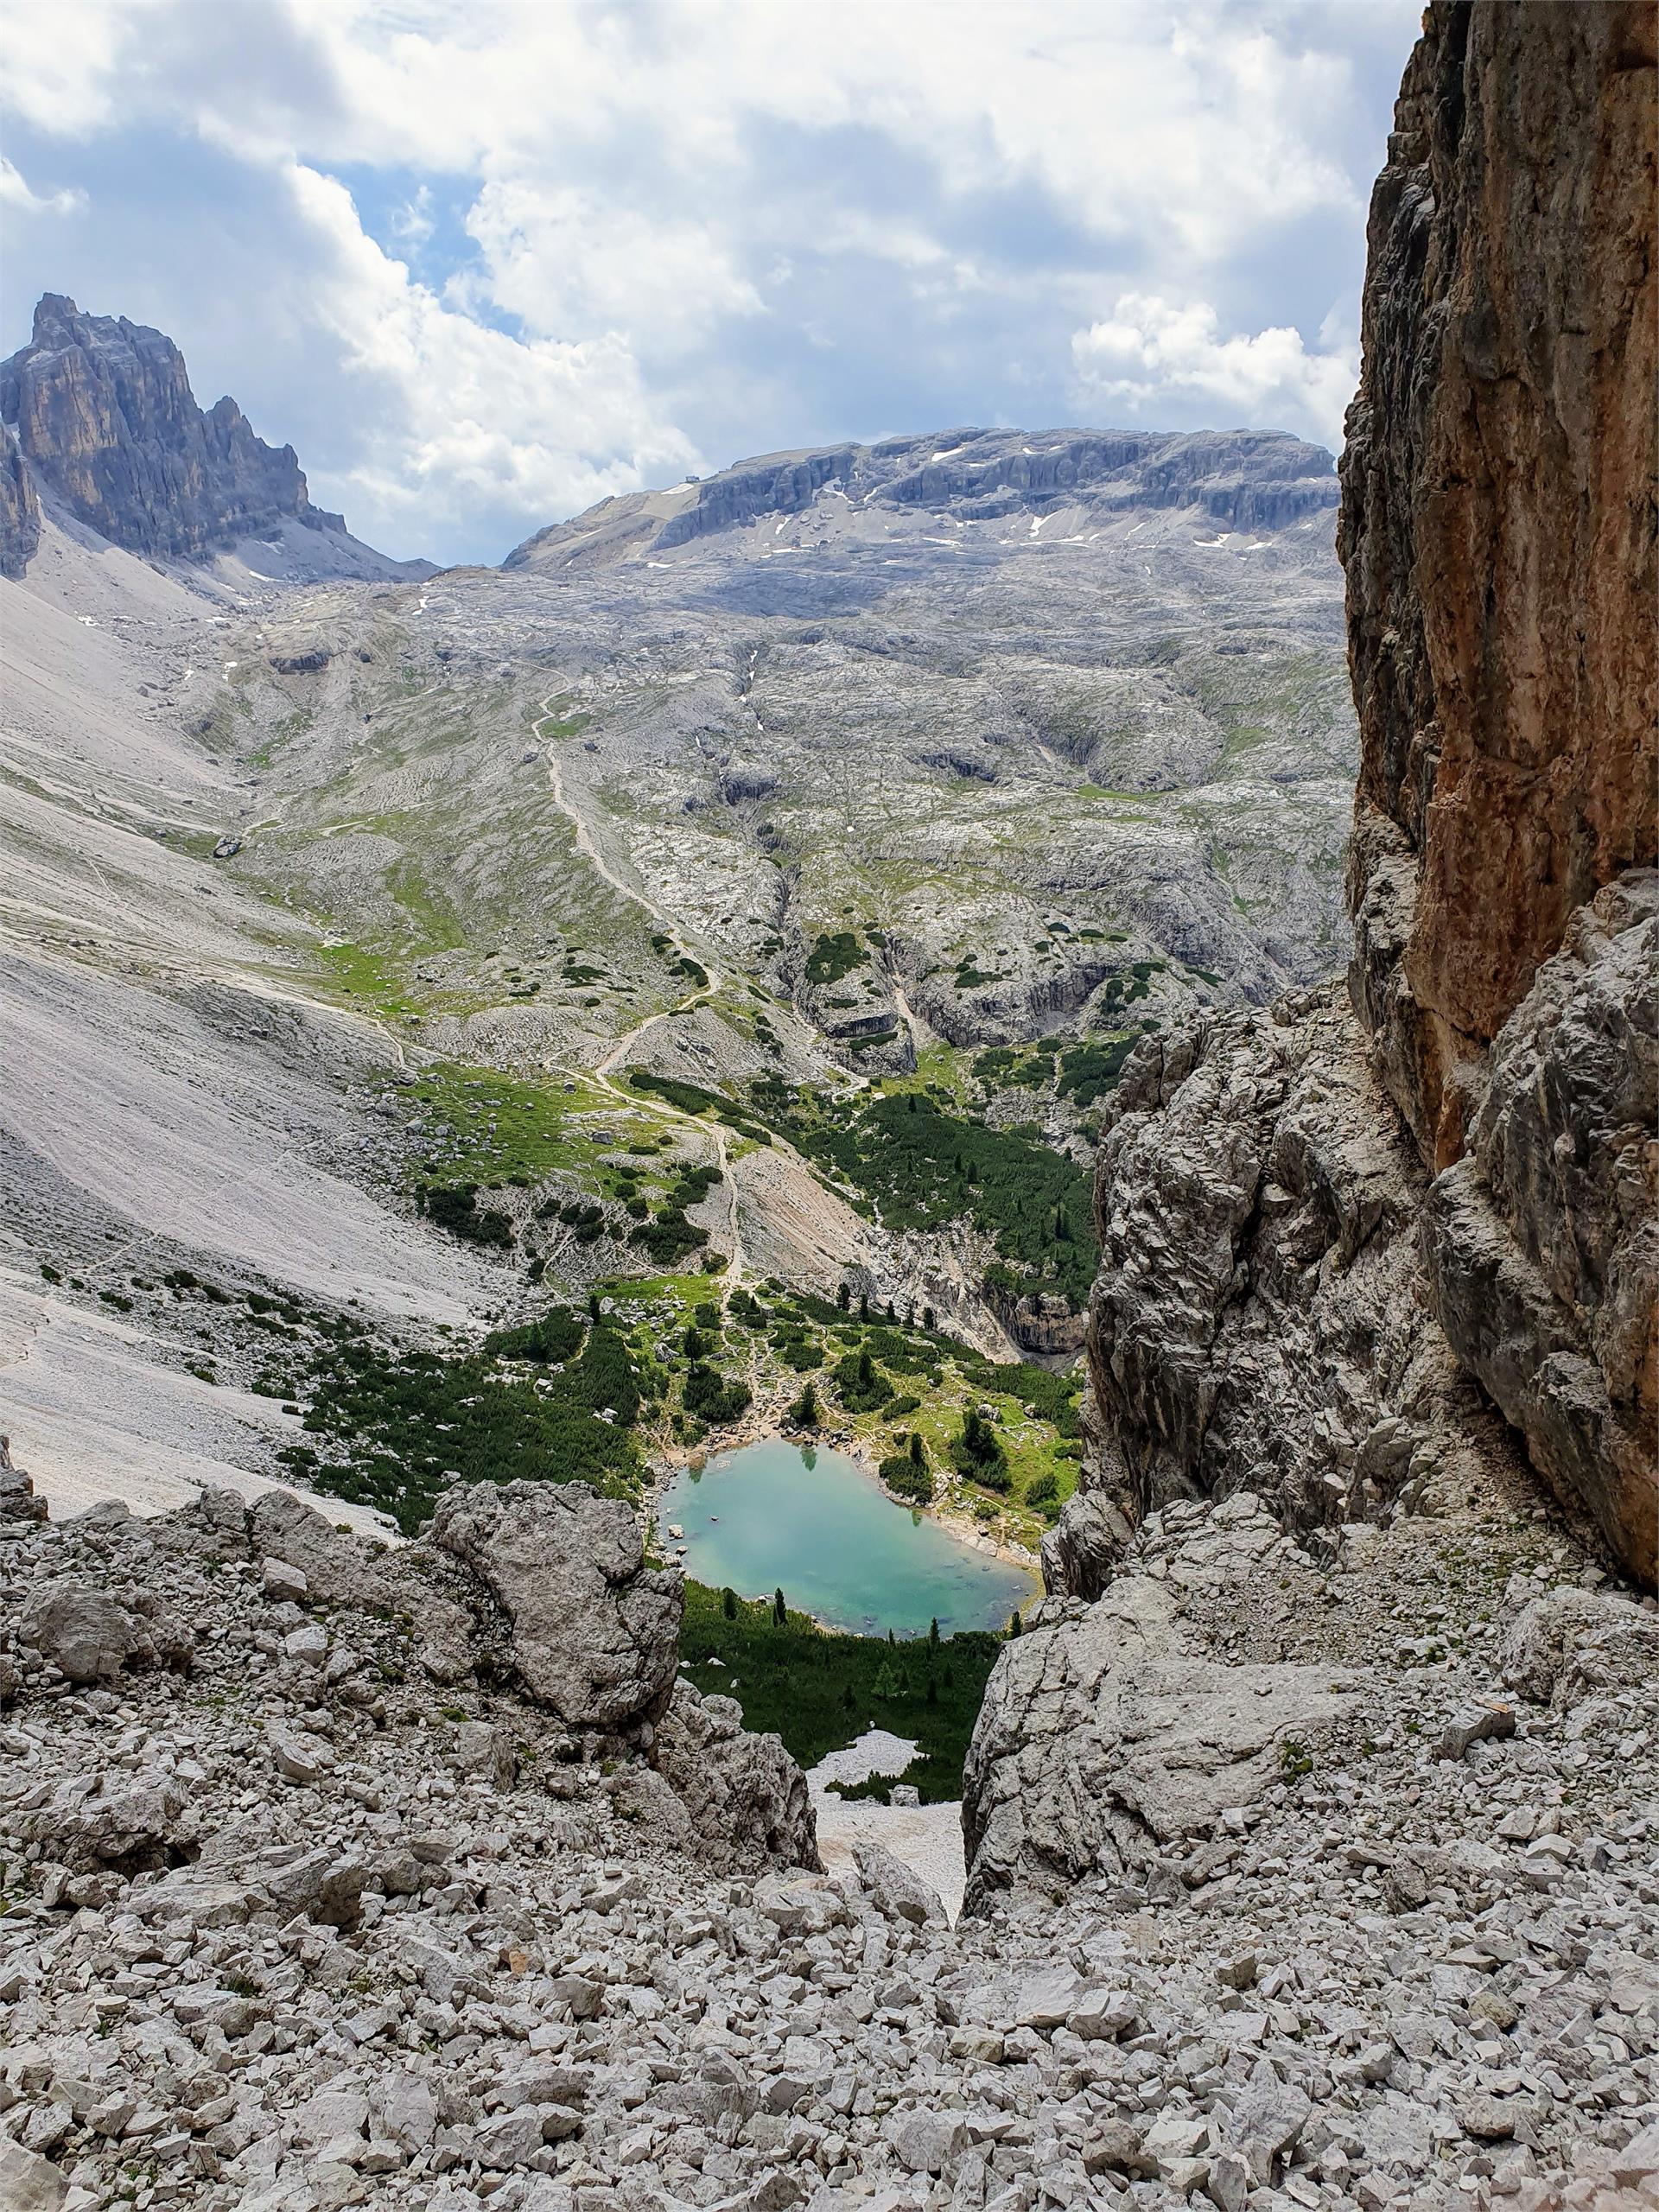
[0,296,426,582]
[505,429,1338,574]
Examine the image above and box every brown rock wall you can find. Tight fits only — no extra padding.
[1339,0,1657,1168]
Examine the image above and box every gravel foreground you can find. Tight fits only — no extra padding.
[2,1435,1656,2212]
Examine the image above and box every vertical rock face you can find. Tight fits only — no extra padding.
[0,292,347,563]
[1080,988,1504,1543]
[1338,2,1658,1582]
[1422,874,1658,1580]
[0,420,41,579]
[1340,1,1657,1169]
[1075,3,1656,1589]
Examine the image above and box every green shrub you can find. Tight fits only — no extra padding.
[297,1323,642,1534]
[877,1450,934,1505]
[630,1211,708,1263]
[1056,1030,1145,1105]
[786,1378,820,1428]
[830,1347,893,1413]
[747,1081,1095,1304]
[420,1183,514,1248]
[950,1407,1010,1491]
[683,1362,752,1425]
[484,1307,584,1363]
[804,931,863,985]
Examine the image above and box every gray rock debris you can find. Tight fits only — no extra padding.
[850,1840,944,1928]
[16,1579,194,1684]
[0,1467,1652,2212]
[0,1436,48,1527]
[652,1681,820,1873]
[1502,1584,1659,1708]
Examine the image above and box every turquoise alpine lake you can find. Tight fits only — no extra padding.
[657,1437,1040,1638]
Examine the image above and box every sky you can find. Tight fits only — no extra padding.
[1,0,1421,566]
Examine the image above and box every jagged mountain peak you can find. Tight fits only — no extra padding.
[0,291,429,582]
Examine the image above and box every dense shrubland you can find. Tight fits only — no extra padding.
[679,1581,1008,1799]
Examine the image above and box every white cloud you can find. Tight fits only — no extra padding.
[0,2,131,134]
[1070,293,1357,448]
[283,164,702,549]
[0,0,1415,555]
[464,181,764,352]
[0,156,87,218]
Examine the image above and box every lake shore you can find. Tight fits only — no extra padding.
[652,1434,1040,1639]
[645,1402,1040,1579]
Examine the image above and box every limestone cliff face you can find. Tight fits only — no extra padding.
[0,421,40,581]
[1071,988,1506,1552]
[0,293,347,565]
[1070,3,1656,1590]
[505,424,1339,569]
[1340,1,1657,1169]
[1423,874,1657,1581]
[1339,1,1658,1582]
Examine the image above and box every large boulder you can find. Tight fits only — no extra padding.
[248,1486,388,1605]
[652,1682,821,1873]
[16,1580,194,1683]
[22,1768,199,1873]
[1502,1586,1659,1709]
[962,1500,1358,1913]
[0,2133,67,2212]
[425,1480,682,1734]
[1040,1491,1133,1602]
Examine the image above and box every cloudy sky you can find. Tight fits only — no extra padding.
[2,0,1419,565]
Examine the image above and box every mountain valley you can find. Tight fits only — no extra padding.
[1,308,1359,1534]
[0,8,1655,2208]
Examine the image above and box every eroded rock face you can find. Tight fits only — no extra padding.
[0,422,41,581]
[1039,1490,1134,1602]
[425,1479,683,1735]
[1422,876,1658,1583]
[1078,988,1494,1542]
[507,427,1339,570]
[1331,4,1656,1581]
[1339,2,1657,1170]
[651,1683,821,1873]
[0,293,348,564]
[962,1497,1359,1913]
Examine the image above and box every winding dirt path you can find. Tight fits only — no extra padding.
[531,691,742,1305]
